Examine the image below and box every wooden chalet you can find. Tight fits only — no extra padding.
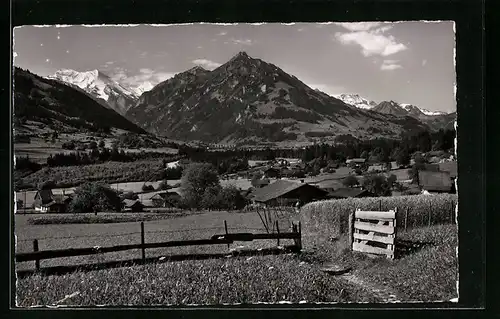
[123,199,145,212]
[251,180,328,206]
[150,191,182,208]
[34,190,72,213]
[418,171,455,194]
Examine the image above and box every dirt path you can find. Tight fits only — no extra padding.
[338,272,402,303]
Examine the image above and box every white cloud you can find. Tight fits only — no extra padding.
[197,46,203,49]
[218,31,228,36]
[231,38,253,46]
[334,22,384,32]
[192,59,222,70]
[110,67,176,90]
[66,50,70,54]
[45,58,50,63]
[104,61,115,65]
[422,59,427,66]
[297,28,304,32]
[334,23,407,57]
[380,60,402,71]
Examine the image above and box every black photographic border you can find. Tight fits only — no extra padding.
[3,0,490,317]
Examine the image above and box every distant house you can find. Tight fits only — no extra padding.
[328,188,373,199]
[251,180,328,206]
[345,158,366,165]
[34,190,72,213]
[123,199,145,212]
[418,171,455,193]
[251,178,270,189]
[390,161,402,170]
[150,191,182,208]
[367,164,386,173]
[309,179,344,193]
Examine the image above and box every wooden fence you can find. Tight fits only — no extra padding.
[16,221,302,271]
[348,209,397,259]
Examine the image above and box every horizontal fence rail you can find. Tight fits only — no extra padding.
[15,220,302,270]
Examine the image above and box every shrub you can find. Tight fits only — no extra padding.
[61,141,76,150]
[157,180,172,190]
[342,175,359,188]
[142,184,155,192]
[70,182,122,213]
[300,194,457,240]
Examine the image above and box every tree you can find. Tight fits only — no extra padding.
[362,174,392,197]
[396,148,411,167]
[39,180,56,190]
[181,163,220,209]
[343,175,359,188]
[70,182,122,213]
[89,141,98,150]
[142,184,155,192]
[217,185,247,210]
[98,140,105,148]
[387,174,397,186]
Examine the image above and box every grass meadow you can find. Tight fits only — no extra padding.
[15,194,458,305]
[15,210,297,272]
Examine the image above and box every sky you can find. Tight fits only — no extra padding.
[13,22,456,113]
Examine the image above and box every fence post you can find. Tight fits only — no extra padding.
[140,222,145,263]
[276,221,280,247]
[224,220,230,249]
[379,200,382,211]
[33,239,40,271]
[428,201,432,227]
[298,221,302,251]
[451,200,455,224]
[348,210,355,250]
[404,207,408,231]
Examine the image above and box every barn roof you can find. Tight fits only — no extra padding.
[346,158,366,163]
[252,180,327,203]
[438,161,457,178]
[310,179,344,190]
[329,188,371,198]
[418,171,453,192]
[123,199,144,208]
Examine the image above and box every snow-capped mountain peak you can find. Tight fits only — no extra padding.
[48,68,140,115]
[334,93,378,110]
[400,103,447,116]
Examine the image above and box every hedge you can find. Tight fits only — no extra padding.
[300,194,457,239]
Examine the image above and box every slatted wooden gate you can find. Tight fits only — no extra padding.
[348,208,397,259]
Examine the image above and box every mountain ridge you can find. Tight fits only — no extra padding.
[126,51,433,145]
[14,67,146,134]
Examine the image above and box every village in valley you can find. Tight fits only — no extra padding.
[16,148,457,214]
[13,22,459,306]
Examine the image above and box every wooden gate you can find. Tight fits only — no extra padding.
[348,209,397,259]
